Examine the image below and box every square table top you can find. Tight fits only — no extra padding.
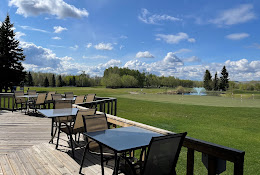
[37,108,78,118]
[16,94,38,98]
[84,126,163,152]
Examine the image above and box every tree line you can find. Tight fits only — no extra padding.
[101,67,202,88]
[203,66,229,91]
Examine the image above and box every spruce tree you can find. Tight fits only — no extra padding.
[212,72,219,91]
[0,14,26,92]
[58,75,63,87]
[203,70,212,90]
[44,77,49,87]
[51,74,56,87]
[27,71,34,86]
[72,76,76,86]
[219,66,229,91]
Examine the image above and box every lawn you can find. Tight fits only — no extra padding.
[21,87,260,174]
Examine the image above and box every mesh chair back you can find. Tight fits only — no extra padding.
[75,95,85,104]
[14,91,26,103]
[143,132,187,175]
[85,94,96,102]
[35,93,46,105]
[54,100,72,109]
[52,94,62,101]
[65,92,74,98]
[46,91,56,101]
[73,108,96,130]
[27,90,37,95]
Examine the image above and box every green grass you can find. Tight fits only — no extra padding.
[18,87,260,174]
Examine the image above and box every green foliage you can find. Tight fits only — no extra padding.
[44,77,49,87]
[57,75,63,87]
[219,66,229,91]
[176,86,185,94]
[121,75,138,87]
[203,69,212,90]
[212,72,219,91]
[51,74,56,87]
[102,73,122,88]
[26,71,34,86]
[0,14,26,92]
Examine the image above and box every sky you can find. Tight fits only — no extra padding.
[1,0,260,81]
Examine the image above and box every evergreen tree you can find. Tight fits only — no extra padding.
[27,71,34,86]
[212,72,219,91]
[44,77,49,87]
[203,69,212,90]
[0,14,26,92]
[51,74,56,87]
[219,66,229,91]
[57,75,63,87]
[72,76,76,86]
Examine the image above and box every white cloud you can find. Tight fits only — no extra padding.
[119,45,124,50]
[52,36,61,40]
[94,43,113,50]
[82,55,108,59]
[53,26,67,33]
[120,35,128,39]
[156,33,195,44]
[9,0,89,19]
[136,51,154,58]
[70,45,78,50]
[183,56,201,63]
[20,25,49,33]
[86,43,92,48]
[210,4,256,26]
[226,33,249,40]
[138,8,181,24]
[15,31,26,39]
[174,48,192,54]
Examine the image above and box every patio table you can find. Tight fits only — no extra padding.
[80,126,162,175]
[38,108,79,143]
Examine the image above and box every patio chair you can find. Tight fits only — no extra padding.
[57,108,96,158]
[52,94,62,102]
[79,113,114,173]
[13,91,27,112]
[45,91,56,108]
[27,90,36,95]
[65,92,74,98]
[74,95,85,104]
[28,93,46,114]
[120,132,187,175]
[85,94,96,102]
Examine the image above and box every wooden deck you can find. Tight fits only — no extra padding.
[0,110,116,175]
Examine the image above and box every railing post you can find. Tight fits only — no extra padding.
[187,148,194,175]
[111,100,114,115]
[114,99,117,116]
[234,155,244,175]
[8,96,10,109]
[107,100,110,114]
[208,155,217,175]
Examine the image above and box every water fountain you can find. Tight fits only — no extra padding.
[190,87,206,95]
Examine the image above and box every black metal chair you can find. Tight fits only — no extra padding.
[79,113,114,174]
[28,93,46,114]
[121,132,187,175]
[64,92,74,98]
[57,108,96,158]
[13,91,27,112]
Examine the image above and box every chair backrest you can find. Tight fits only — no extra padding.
[73,108,96,130]
[27,90,36,95]
[46,91,56,101]
[85,94,96,102]
[65,92,74,98]
[35,93,46,105]
[82,113,108,133]
[52,94,62,101]
[142,132,187,175]
[14,91,26,103]
[54,100,72,109]
[74,95,85,104]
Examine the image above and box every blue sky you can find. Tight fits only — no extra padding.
[1,0,260,81]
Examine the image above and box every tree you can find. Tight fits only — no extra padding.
[72,76,76,86]
[0,14,26,92]
[51,74,56,87]
[212,72,219,91]
[219,66,229,91]
[27,71,34,86]
[203,70,212,90]
[44,77,49,87]
[57,75,63,87]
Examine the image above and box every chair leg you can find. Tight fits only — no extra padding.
[79,143,89,174]
[56,123,61,149]
[69,134,75,159]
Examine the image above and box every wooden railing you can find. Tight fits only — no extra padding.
[75,105,245,175]
[0,93,117,116]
